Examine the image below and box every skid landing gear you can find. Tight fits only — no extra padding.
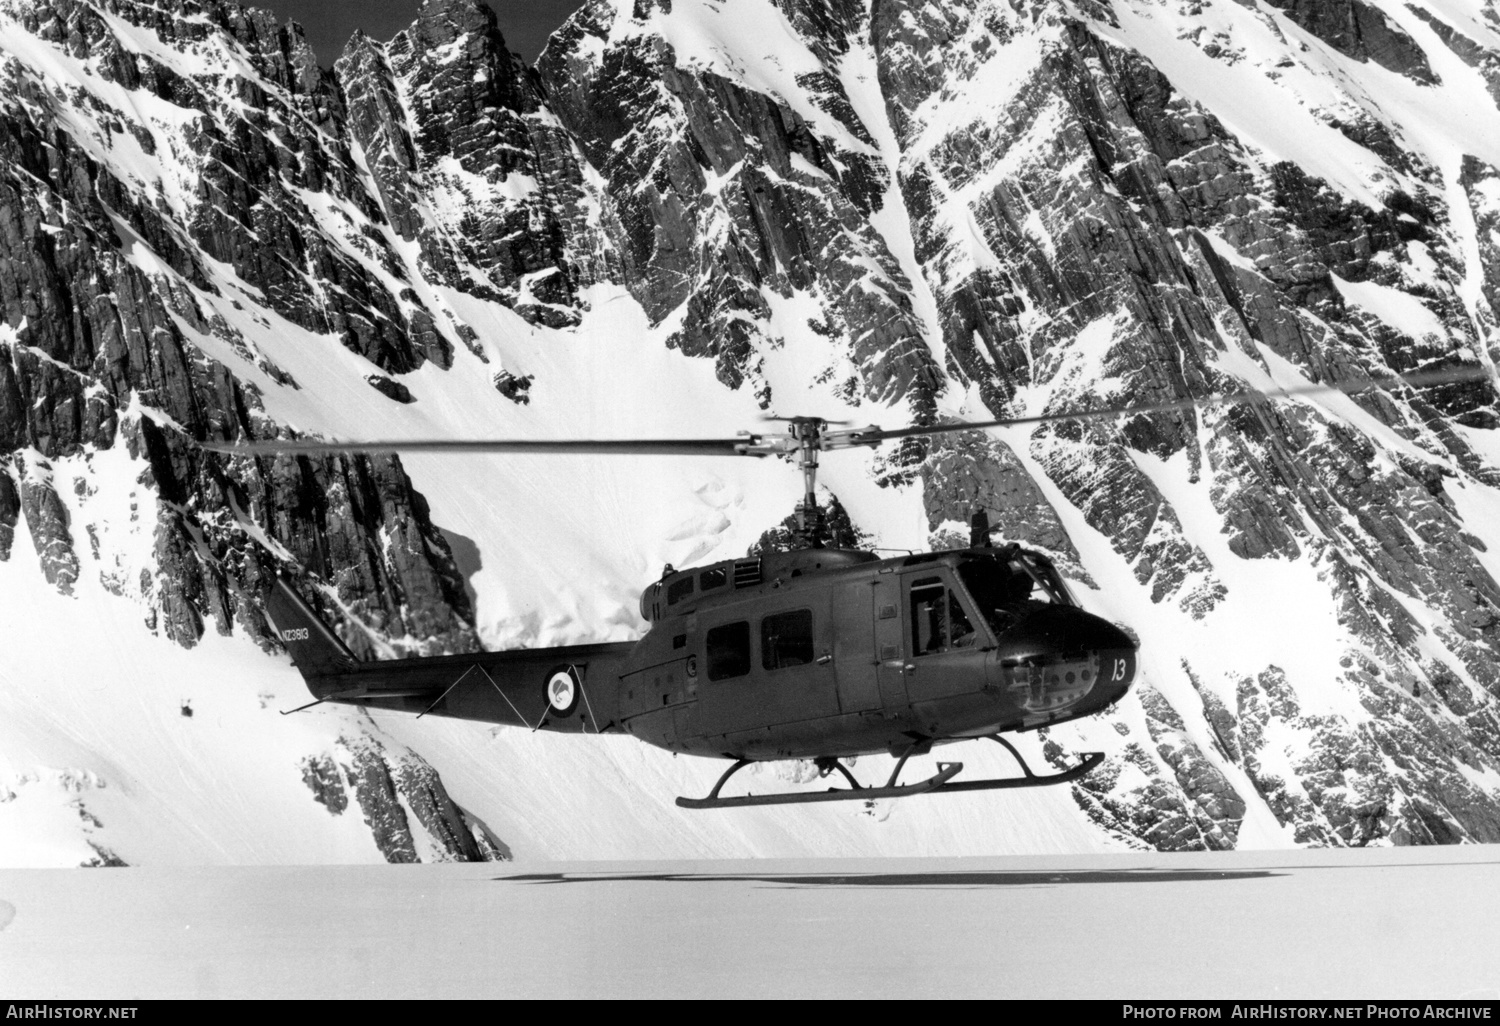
[675,736,1104,810]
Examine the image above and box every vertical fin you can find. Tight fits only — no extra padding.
[264,577,360,672]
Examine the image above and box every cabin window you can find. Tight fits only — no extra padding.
[666,575,695,605]
[700,567,727,590]
[761,609,814,670]
[910,576,978,655]
[706,621,751,681]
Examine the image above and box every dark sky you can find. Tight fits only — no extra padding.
[255,1,586,66]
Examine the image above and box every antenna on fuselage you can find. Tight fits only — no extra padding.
[969,509,993,549]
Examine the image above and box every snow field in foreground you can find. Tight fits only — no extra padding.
[2,845,1496,998]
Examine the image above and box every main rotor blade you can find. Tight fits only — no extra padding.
[837,363,1499,448]
[203,437,762,457]
[200,364,1497,459]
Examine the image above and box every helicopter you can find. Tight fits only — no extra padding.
[213,362,1496,808]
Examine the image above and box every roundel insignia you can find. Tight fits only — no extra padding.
[546,667,580,716]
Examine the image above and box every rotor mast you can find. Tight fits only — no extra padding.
[789,417,825,547]
[736,416,883,549]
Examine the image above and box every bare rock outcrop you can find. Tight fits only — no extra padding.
[299,738,508,863]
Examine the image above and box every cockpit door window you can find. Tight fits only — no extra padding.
[909,576,979,655]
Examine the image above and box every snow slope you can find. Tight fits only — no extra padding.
[3,845,1498,998]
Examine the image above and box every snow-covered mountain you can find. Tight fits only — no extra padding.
[3,0,1500,865]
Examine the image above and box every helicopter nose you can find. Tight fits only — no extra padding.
[993,608,1137,723]
[1079,615,1137,713]
[1085,616,1136,654]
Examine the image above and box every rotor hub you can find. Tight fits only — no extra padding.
[736,417,882,547]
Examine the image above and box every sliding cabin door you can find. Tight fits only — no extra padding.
[696,591,839,738]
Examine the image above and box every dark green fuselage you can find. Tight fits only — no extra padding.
[283,546,1136,763]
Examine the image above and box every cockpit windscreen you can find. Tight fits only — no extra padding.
[956,550,1076,633]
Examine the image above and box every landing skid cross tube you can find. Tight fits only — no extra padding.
[675,737,1104,810]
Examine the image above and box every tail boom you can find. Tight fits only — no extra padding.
[266,577,634,732]
[313,642,635,731]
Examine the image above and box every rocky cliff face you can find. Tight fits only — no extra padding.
[300,737,509,862]
[858,0,1500,847]
[538,0,944,410]
[4,0,1500,859]
[0,0,480,657]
